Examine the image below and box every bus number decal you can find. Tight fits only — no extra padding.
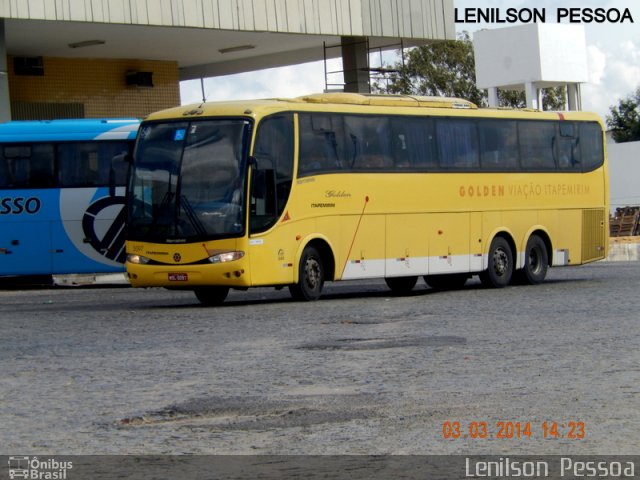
[0,196,42,215]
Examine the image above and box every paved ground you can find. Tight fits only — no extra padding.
[1,261,638,455]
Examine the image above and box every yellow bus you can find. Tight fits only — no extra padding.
[124,93,608,305]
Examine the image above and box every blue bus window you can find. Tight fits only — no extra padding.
[29,144,55,188]
[4,145,31,158]
[1,143,54,188]
[57,141,131,187]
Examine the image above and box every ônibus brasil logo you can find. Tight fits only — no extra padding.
[8,456,72,479]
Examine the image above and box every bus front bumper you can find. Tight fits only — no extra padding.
[126,260,251,289]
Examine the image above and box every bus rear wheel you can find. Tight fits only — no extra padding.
[385,276,418,294]
[289,246,324,301]
[518,234,549,285]
[194,286,229,306]
[480,236,513,288]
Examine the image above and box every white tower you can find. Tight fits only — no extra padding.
[473,24,588,110]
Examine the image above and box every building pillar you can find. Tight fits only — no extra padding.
[341,36,369,93]
[567,83,581,111]
[487,87,499,107]
[0,20,11,122]
[525,82,541,110]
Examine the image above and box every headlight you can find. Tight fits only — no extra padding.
[127,254,150,264]
[208,251,245,264]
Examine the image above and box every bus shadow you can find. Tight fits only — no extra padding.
[143,274,591,310]
[156,284,443,310]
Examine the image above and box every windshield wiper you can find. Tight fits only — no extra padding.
[179,195,207,237]
[148,190,174,231]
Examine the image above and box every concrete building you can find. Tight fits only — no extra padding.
[0,0,455,120]
[473,24,588,110]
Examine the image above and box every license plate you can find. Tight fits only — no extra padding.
[168,273,188,281]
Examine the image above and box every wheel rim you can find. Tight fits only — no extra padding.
[528,246,542,274]
[304,257,322,291]
[493,247,509,276]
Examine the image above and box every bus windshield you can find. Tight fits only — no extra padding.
[128,119,251,242]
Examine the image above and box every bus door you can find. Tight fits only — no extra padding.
[248,115,295,285]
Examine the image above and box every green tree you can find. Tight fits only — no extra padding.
[377,32,485,105]
[498,87,567,110]
[607,87,640,143]
[376,32,566,110]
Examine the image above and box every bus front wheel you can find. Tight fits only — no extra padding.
[480,236,513,288]
[289,246,325,301]
[194,286,229,306]
[385,276,418,294]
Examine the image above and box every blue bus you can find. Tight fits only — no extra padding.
[0,119,139,279]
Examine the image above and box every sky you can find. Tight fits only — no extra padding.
[179,0,639,123]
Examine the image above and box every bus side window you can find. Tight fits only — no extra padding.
[0,145,19,187]
[390,116,437,170]
[2,144,53,188]
[579,122,604,172]
[344,115,393,170]
[557,122,581,171]
[298,113,345,175]
[58,141,132,187]
[298,114,327,174]
[0,162,7,187]
[26,144,54,187]
[59,143,95,186]
[479,120,519,171]
[519,121,556,171]
[436,119,479,170]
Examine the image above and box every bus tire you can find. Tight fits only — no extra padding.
[289,246,324,301]
[194,286,229,306]
[518,234,549,285]
[384,276,418,294]
[424,273,468,291]
[480,236,513,288]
